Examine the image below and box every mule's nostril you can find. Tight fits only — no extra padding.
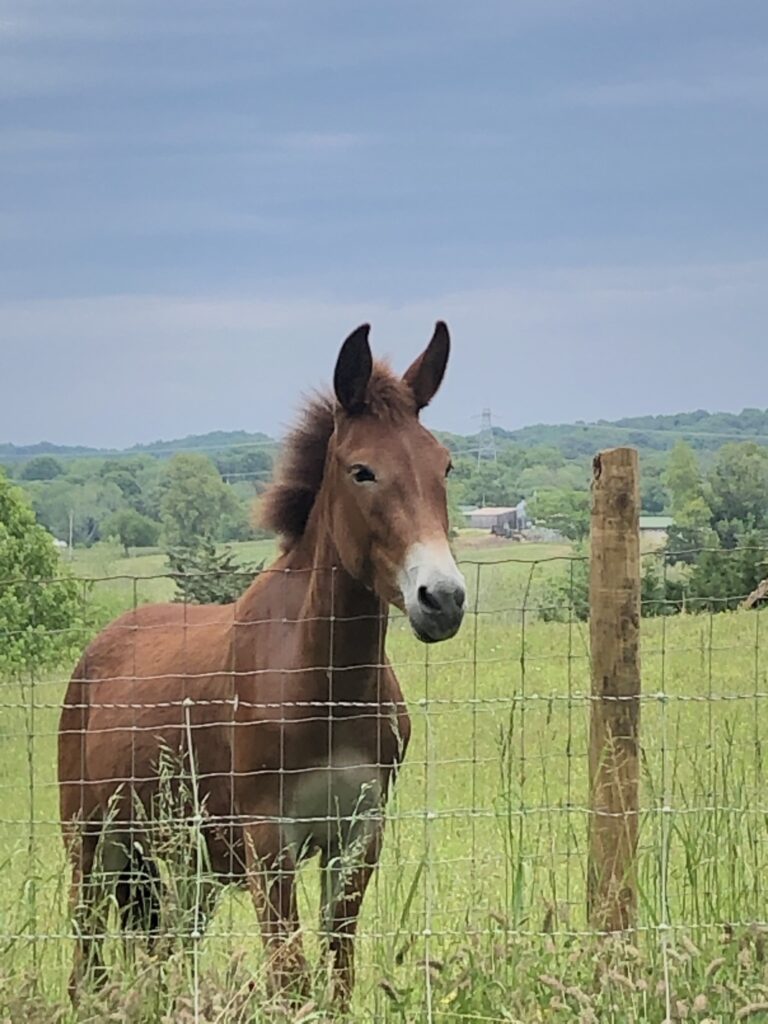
[417,585,442,614]
[410,578,466,642]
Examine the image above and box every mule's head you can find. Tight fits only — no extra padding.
[326,323,465,643]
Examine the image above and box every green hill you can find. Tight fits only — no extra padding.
[492,407,768,458]
[3,408,767,467]
[0,430,277,464]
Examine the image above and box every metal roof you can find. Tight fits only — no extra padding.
[639,515,674,529]
[469,506,518,516]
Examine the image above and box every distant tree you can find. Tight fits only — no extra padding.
[103,508,161,555]
[20,455,64,481]
[523,445,568,471]
[160,453,238,549]
[665,441,703,519]
[99,459,142,502]
[458,459,524,507]
[217,495,255,543]
[660,441,710,562]
[641,479,668,514]
[640,455,669,514]
[705,442,768,546]
[27,477,124,546]
[529,488,590,541]
[0,472,86,675]
[516,461,587,494]
[214,446,273,487]
[664,522,711,566]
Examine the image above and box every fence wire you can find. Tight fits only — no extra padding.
[0,546,767,1022]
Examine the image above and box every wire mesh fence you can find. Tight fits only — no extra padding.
[1,540,767,1021]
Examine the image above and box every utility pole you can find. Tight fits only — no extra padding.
[68,509,74,561]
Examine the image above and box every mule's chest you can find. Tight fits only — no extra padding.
[283,750,385,855]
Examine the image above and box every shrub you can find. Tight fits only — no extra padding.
[539,548,685,622]
[685,529,768,612]
[0,472,87,676]
[103,508,161,555]
[166,542,262,605]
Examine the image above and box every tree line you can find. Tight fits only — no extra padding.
[7,401,767,557]
[5,430,766,572]
[2,446,273,554]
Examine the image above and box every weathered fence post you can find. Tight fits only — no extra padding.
[587,446,641,932]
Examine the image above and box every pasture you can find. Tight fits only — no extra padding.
[1,538,767,1021]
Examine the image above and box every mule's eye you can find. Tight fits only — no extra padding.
[351,464,376,484]
[446,460,454,477]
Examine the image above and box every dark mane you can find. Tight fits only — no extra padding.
[260,361,416,548]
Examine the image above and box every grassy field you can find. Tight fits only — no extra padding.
[1,537,767,1021]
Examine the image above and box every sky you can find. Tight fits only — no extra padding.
[1,0,767,448]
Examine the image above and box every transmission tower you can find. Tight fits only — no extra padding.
[476,407,497,466]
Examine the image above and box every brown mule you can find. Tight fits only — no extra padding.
[58,322,465,1007]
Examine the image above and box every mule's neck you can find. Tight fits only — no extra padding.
[284,502,388,694]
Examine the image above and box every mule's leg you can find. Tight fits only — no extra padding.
[67,826,118,1000]
[243,823,309,1001]
[116,845,164,954]
[67,828,100,1001]
[320,821,383,1009]
[115,851,223,966]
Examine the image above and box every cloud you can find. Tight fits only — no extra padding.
[558,41,768,109]
[0,55,82,98]
[2,259,767,447]
[0,8,128,42]
[564,73,768,108]
[0,128,80,154]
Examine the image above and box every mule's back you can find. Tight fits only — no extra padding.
[59,600,236,829]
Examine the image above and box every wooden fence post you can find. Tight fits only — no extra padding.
[587,447,641,932]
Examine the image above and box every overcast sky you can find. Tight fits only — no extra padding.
[1,0,767,448]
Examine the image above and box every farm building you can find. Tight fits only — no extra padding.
[639,515,673,541]
[467,506,519,532]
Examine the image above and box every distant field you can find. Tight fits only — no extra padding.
[1,537,767,1021]
[64,534,574,624]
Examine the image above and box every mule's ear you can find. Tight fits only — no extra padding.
[403,321,450,411]
[334,323,373,414]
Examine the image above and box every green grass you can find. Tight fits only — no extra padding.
[1,541,767,1021]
